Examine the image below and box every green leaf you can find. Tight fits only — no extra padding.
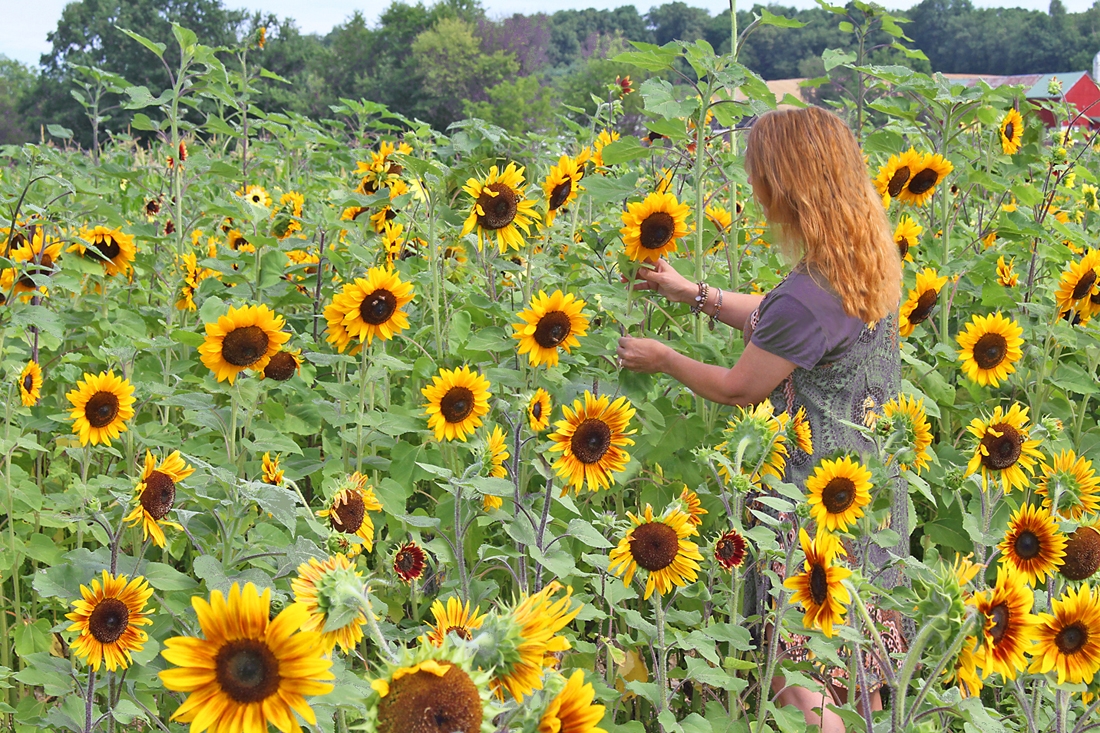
[822,48,857,72]
[110,700,147,726]
[143,562,199,591]
[584,172,639,207]
[130,113,161,131]
[599,137,651,166]
[46,124,73,140]
[760,9,807,28]
[567,519,612,549]
[117,27,166,58]
[172,24,198,51]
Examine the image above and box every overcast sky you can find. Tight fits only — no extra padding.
[2,0,1095,67]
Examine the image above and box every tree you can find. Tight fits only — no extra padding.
[647,2,712,46]
[0,56,36,145]
[465,75,554,133]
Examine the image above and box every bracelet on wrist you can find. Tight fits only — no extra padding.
[710,288,724,329]
[690,282,709,315]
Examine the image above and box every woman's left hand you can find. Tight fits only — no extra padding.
[617,337,672,374]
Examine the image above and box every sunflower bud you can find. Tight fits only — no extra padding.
[943,467,967,492]
[1041,416,1064,439]
[313,563,368,634]
[1047,77,1063,96]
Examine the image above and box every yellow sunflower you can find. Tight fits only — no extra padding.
[485,425,509,479]
[159,583,334,733]
[493,581,581,702]
[608,505,703,600]
[997,256,1018,287]
[528,388,552,432]
[322,299,361,355]
[881,393,933,474]
[998,504,1067,586]
[66,571,153,671]
[893,214,923,262]
[783,529,851,637]
[1000,109,1024,155]
[240,184,271,208]
[340,206,370,223]
[1083,184,1100,212]
[539,670,607,733]
[66,370,137,446]
[327,268,414,347]
[421,365,492,442]
[423,597,488,647]
[543,154,585,227]
[897,152,953,207]
[805,456,873,535]
[971,564,1038,680]
[943,637,984,698]
[512,290,589,367]
[965,402,1043,493]
[1036,450,1100,520]
[899,268,948,337]
[73,226,137,277]
[705,204,733,232]
[620,191,691,263]
[291,554,367,654]
[18,360,42,407]
[589,129,619,169]
[460,163,541,253]
[272,191,304,239]
[123,451,193,548]
[678,487,708,527]
[262,452,284,486]
[548,391,636,493]
[316,473,383,556]
[1054,251,1100,319]
[873,148,924,203]
[198,303,290,384]
[10,228,62,295]
[956,312,1024,387]
[1029,583,1100,684]
[786,406,814,456]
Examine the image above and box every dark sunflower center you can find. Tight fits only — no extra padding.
[716,532,745,566]
[22,373,34,393]
[907,289,938,325]
[1055,622,1088,655]
[476,183,519,231]
[145,200,160,216]
[907,168,940,196]
[395,546,423,576]
[972,333,1008,370]
[1072,269,1097,300]
[88,597,130,644]
[988,603,1009,644]
[263,351,296,381]
[446,626,472,640]
[887,167,910,198]
[628,521,680,572]
[1092,290,1100,306]
[140,470,176,520]
[376,664,482,733]
[95,236,121,261]
[231,234,249,249]
[221,326,270,367]
[84,391,120,428]
[1014,530,1041,560]
[18,255,55,287]
[360,289,397,326]
[214,639,281,703]
[809,563,829,606]
[639,212,675,250]
[549,181,573,211]
[440,387,475,424]
[1004,122,1015,141]
[980,422,1022,471]
[570,418,611,464]
[353,208,370,220]
[821,477,856,515]
[250,194,263,204]
[531,401,543,421]
[897,237,911,258]
[330,493,366,534]
[533,311,572,349]
[1060,528,1100,581]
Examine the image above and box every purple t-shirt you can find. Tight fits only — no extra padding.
[747,269,865,370]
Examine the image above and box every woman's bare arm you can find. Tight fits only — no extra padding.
[632,259,762,331]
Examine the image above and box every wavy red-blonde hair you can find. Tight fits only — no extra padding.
[744,107,900,323]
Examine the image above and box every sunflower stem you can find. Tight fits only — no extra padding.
[356,344,370,474]
[891,617,937,732]
[653,593,669,724]
[83,667,96,733]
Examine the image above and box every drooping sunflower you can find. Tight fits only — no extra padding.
[493,581,581,702]
[66,571,153,671]
[160,583,334,733]
[999,108,1024,155]
[785,406,814,456]
[1036,450,1100,520]
[123,451,193,548]
[327,268,414,347]
[198,303,290,384]
[608,505,703,600]
[881,393,933,474]
[1029,583,1100,684]
[997,256,1019,287]
[898,152,954,207]
[1060,526,1100,581]
[893,215,923,262]
[262,349,301,381]
[262,452,284,486]
[74,226,137,277]
[678,487,708,527]
[783,529,852,637]
[18,360,42,407]
[548,391,636,493]
[460,163,541,254]
[512,290,589,367]
[965,402,1043,493]
[943,637,984,698]
[899,268,948,337]
[716,400,788,485]
[714,528,748,571]
[543,155,585,227]
[999,504,1067,586]
[805,456,873,535]
[620,191,691,263]
[1054,251,1100,319]
[971,564,1039,680]
[240,184,271,208]
[538,670,607,733]
[66,370,137,447]
[421,365,493,442]
[424,597,488,647]
[272,191,304,239]
[316,473,384,556]
[873,148,924,203]
[393,541,427,583]
[956,312,1024,387]
[705,204,733,232]
[291,554,368,654]
[527,388,552,432]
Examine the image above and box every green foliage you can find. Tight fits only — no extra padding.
[465,75,555,134]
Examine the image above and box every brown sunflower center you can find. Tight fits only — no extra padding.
[250,193,263,204]
[533,311,572,349]
[360,289,397,326]
[222,326,270,367]
[476,183,519,231]
[84,391,120,428]
[570,418,611,464]
[980,422,1022,471]
[1072,269,1097,300]
[809,563,829,606]
[897,237,911,258]
[1004,122,1015,141]
[907,168,940,196]
[18,255,55,287]
[353,208,370,220]
[908,288,939,325]
[376,664,482,733]
[972,333,1008,370]
[263,351,297,381]
[214,639,281,703]
[440,387,475,425]
[628,521,680,572]
[1060,527,1100,581]
[988,603,1010,644]
[88,597,130,644]
[330,493,366,534]
[640,212,675,250]
[549,181,573,211]
[1014,530,1041,560]
[887,167,911,197]
[22,373,34,394]
[140,470,176,520]
[1055,622,1089,656]
[821,477,856,515]
[95,236,121,261]
[446,625,472,640]
[530,401,543,421]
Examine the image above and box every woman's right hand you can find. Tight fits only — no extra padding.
[630,258,696,304]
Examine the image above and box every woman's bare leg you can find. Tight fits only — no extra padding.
[770,675,846,733]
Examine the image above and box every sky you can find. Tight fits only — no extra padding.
[1,0,1095,67]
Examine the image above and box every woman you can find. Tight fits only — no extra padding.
[617,107,905,731]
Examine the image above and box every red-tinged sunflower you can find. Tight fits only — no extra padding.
[393,541,427,583]
[327,268,414,347]
[971,564,1039,680]
[262,452,284,486]
[239,184,271,208]
[1054,250,1100,320]
[620,191,691,263]
[1036,450,1100,520]
[965,402,1043,493]
[784,529,851,637]
[714,528,748,570]
[18,360,42,407]
[873,148,924,203]
[291,554,367,653]
[460,163,541,254]
[548,391,636,493]
[997,256,1018,287]
[423,597,487,647]
[261,349,301,381]
[512,290,589,367]
[899,268,948,337]
[66,370,137,446]
[998,504,1067,586]
[608,505,703,600]
[678,487,707,527]
[539,670,607,733]
[956,312,1024,388]
[898,152,953,207]
[316,473,383,556]
[160,583,334,733]
[1000,108,1024,155]
[1060,526,1100,581]
[123,451,193,548]
[1028,583,1100,684]
[543,154,585,227]
[198,303,290,383]
[421,365,492,442]
[66,571,153,671]
[893,215,923,262]
[805,456,873,535]
[72,226,137,277]
[944,637,984,698]
[493,582,581,702]
[527,388,552,432]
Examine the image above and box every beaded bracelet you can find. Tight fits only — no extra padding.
[690,282,709,315]
[710,287,724,327]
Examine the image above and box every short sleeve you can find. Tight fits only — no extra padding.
[749,293,829,370]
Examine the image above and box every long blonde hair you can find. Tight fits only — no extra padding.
[744,107,900,323]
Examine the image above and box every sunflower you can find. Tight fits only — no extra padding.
[74,226,137,277]
[784,406,813,456]
[424,597,487,647]
[881,393,933,474]
[997,256,1018,287]
[66,571,153,671]
[393,541,427,583]
[1060,527,1100,581]
[1000,109,1024,155]
[327,268,414,347]
[11,228,62,295]
[956,312,1024,387]
[608,505,702,600]
[123,451,193,548]
[678,487,708,527]
[873,148,924,203]
[322,299,360,355]
[240,184,271,208]
[538,670,607,733]
[291,554,367,654]
[705,204,733,232]
[341,206,370,223]
[262,349,301,381]
[1029,583,1100,684]
[999,504,1067,586]
[316,473,383,556]
[66,370,136,447]
[226,228,255,253]
[971,564,1038,680]
[965,402,1043,493]
[783,529,852,637]
[262,452,284,486]
[199,303,290,384]
[589,130,619,169]
[620,192,691,263]
[548,391,636,493]
[899,268,948,337]
[1083,184,1100,212]
[898,152,953,207]
[1054,251,1100,318]
[1036,450,1100,520]
[943,637,984,698]
[18,360,41,407]
[543,155,585,227]
[460,163,541,253]
[421,365,493,442]
[512,290,589,367]
[493,582,581,701]
[805,456,873,535]
[527,389,552,432]
[952,553,984,589]
[714,528,748,571]
[160,583,334,732]
[272,191,304,239]
[485,425,509,479]
[893,215,923,262]
[716,400,788,485]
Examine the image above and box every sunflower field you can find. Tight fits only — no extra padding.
[2,5,1100,733]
